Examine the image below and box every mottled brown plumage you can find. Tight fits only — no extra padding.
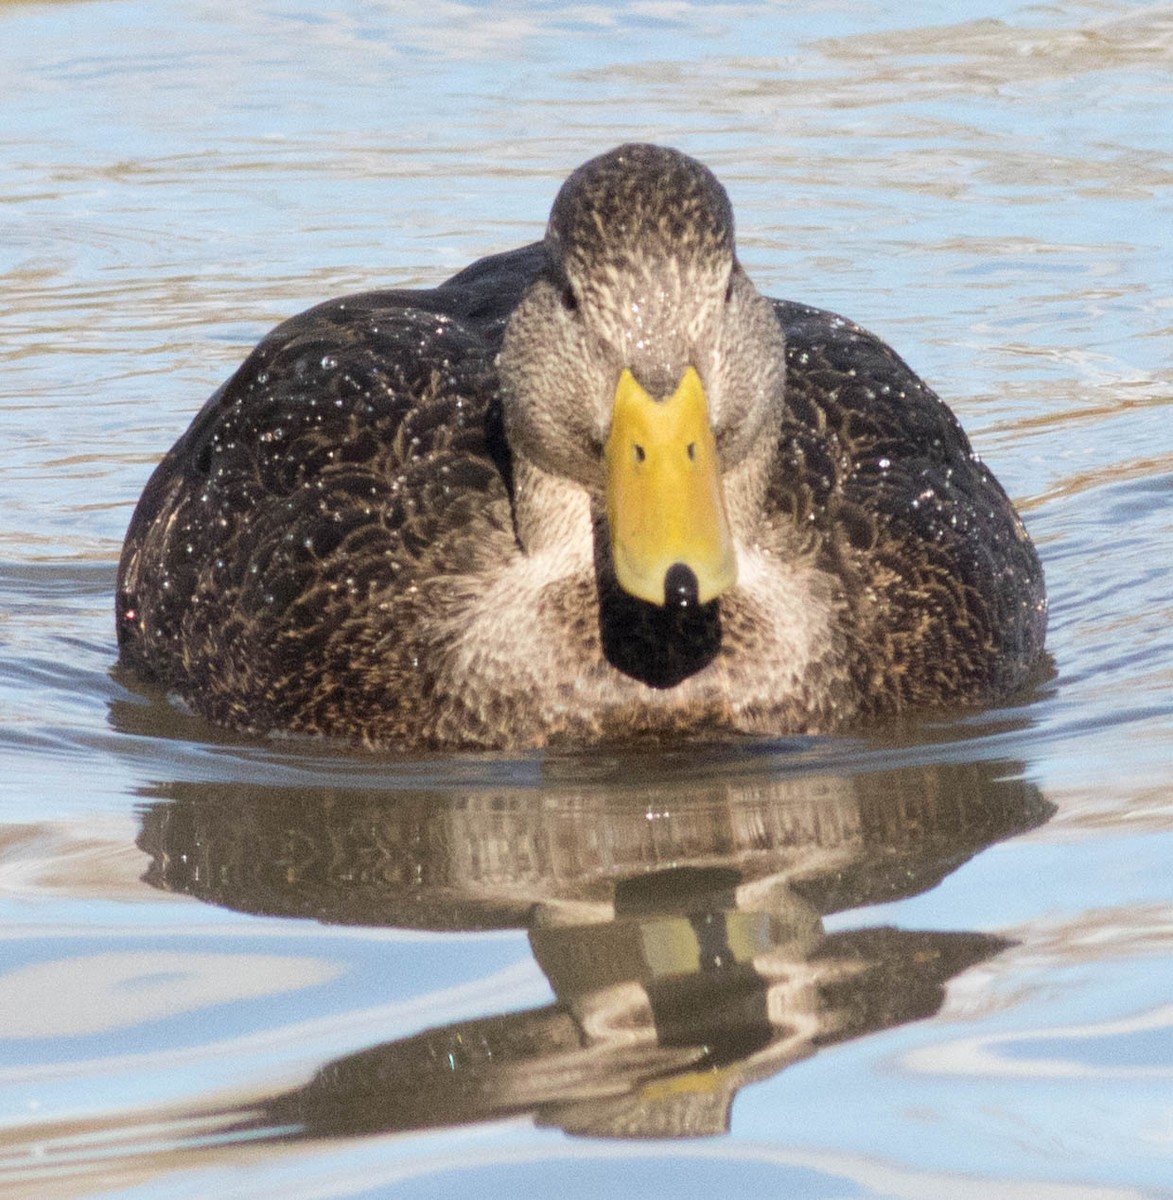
[116,144,1046,750]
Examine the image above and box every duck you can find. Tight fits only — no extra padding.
[116,143,1046,751]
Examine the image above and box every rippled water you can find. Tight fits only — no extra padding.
[2,1,1172,1196]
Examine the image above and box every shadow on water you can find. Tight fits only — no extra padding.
[122,758,1052,1146]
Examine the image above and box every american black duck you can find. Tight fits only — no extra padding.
[116,144,1046,749]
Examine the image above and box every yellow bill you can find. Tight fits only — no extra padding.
[604,366,737,607]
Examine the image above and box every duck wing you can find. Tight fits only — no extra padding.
[769,300,1046,706]
[116,244,547,736]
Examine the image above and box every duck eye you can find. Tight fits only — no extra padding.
[561,284,579,313]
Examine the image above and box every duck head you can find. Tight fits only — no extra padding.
[498,144,787,608]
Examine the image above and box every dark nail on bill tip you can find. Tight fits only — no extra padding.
[664,562,700,608]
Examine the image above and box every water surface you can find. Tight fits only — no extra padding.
[2,1,1172,1196]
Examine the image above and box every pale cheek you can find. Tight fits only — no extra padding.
[706,344,725,423]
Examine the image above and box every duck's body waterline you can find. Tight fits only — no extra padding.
[116,146,1046,750]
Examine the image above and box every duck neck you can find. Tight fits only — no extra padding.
[511,452,596,564]
[722,417,783,547]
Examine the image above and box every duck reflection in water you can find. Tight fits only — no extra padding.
[136,758,1051,1142]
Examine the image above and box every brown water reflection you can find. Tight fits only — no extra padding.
[132,761,1051,1144]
